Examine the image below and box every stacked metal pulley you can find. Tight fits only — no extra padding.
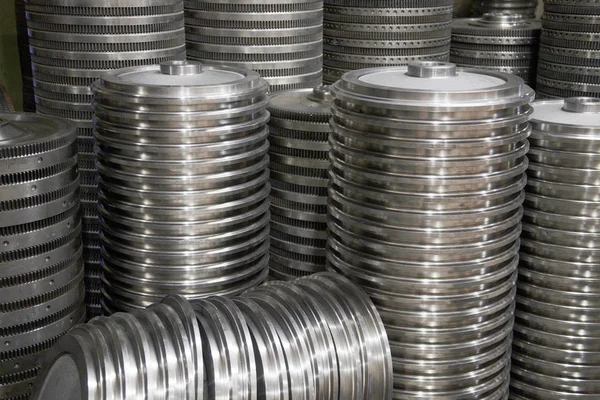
[24,0,186,318]
[15,0,35,112]
[92,60,270,313]
[185,0,323,92]
[472,0,538,19]
[510,97,600,399]
[32,273,393,399]
[537,0,600,99]
[267,86,333,280]
[328,62,534,398]
[322,0,453,85]
[0,113,85,400]
[451,13,541,86]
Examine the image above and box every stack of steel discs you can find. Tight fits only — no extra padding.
[92,60,270,313]
[24,0,186,318]
[322,0,453,85]
[0,113,85,400]
[31,273,393,399]
[472,0,538,18]
[267,86,333,280]
[185,0,323,92]
[510,97,600,399]
[451,13,541,86]
[15,0,35,112]
[328,62,534,398]
[537,0,600,99]
[0,84,15,113]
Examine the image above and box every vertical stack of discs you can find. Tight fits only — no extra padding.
[267,86,333,280]
[0,113,85,399]
[328,62,534,398]
[24,0,186,318]
[451,13,541,87]
[15,0,35,112]
[322,0,453,85]
[185,0,323,92]
[537,0,600,99]
[0,85,15,113]
[92,60,270,313]
[510,97,600,399]
[472,0,538,19]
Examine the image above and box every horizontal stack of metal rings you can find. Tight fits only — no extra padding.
[31,273,393,400]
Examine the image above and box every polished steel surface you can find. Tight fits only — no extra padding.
[328,62,534,399]
[0,113,85,400]
[536,0,600,99]
[472,0,538,18]
[322,0,453,84]
[32,273,392,399]
[185,0,323,92]
[451,13,541,86]
[24,0,186,318]
[92,60,270,312]
[267,86,333,280]
[510,97,600,400]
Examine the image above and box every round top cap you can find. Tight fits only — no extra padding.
[451,14,541,35]
[531,98,600,132]
[93,61,268,99]
[0,113,76,151]
[268,86,333,122]
[474,12,526,26]
[331,63,534,111]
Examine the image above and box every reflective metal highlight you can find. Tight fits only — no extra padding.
[0,113,85,400]
[472,0,538,19]
[328,61,534,399]
[92,60,270,313]
[510,97,600,400]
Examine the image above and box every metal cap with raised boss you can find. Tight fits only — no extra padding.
[328,61,534,399]
[92,60,271,313]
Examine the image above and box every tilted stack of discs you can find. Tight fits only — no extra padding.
[24,0,186,318]
[185,0,323,92]
[472,0,538,19]
[15,0,35,112]
[537,0,600,99]
[0,113,85,400]
[451,13,541,87]
[267,86,333,280]
[92,61,270,313]
[31,273,393,399]
[322,0,453,85]
[328,62,534,398]
[510,97,600,399]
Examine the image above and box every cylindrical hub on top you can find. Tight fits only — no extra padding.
[328,61,535,398]
[92,60,270,312]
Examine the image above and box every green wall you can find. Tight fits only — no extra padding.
[0,0,23,111]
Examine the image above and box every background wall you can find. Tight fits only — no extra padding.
[1,0,23,111]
